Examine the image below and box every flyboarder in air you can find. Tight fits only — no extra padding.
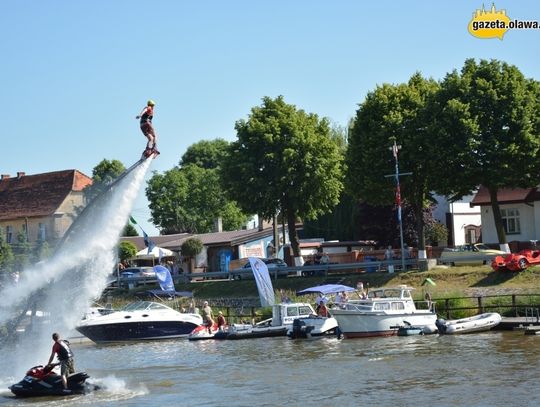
[136,99,160,158]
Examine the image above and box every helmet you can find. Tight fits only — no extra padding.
[147,99,155,106]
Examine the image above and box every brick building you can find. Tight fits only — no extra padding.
[0,170,92,245]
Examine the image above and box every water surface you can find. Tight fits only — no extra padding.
[1,331,537,407]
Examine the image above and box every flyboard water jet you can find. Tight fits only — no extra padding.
[1,153,156,391]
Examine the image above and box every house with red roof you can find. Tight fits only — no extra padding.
[470,186,540,244]
[0,170,92,245]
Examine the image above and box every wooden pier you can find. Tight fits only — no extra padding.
[496,317,540,331]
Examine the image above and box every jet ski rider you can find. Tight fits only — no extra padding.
[47,332,75,393]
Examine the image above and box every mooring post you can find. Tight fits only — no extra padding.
[477,296,484,314]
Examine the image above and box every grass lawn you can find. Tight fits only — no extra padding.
[102,264,540,307]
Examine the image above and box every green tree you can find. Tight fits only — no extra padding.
[13,230,31,271]
[346,73,440,256]
[221,96,344,258]
[118,241,138,263]
[181,238,203,273]
[122,223,139,237]
[180,139,230,169]
[33,238,51,262]
[146,164,248,234]
[84,159,126,202]
[432,59,540,246]
[0,229,14,275]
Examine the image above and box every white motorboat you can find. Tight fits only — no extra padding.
[330,285,438,338]
[288,284,356,339]
[288,315,339,339]
[435,312,502,334]
[76,301,203,343]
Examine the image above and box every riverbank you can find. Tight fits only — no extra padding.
[102,264,540,305]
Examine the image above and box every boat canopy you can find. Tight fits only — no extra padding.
[297,284,356,296]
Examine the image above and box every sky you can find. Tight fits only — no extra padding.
[2,0,539,235]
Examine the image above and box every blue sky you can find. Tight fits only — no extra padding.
[2,1,539,235]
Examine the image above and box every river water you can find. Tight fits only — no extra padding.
[1,331,537,407]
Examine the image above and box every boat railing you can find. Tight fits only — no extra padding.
[339,303,373,312]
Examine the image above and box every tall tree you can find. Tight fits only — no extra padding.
[432,59,540,247]
[84,159,126,202]
[146,164,248,234]
[221,96,344,260]
[346,73,441,257]
[180,139,230,169]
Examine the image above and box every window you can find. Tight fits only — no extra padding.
[501,208,521,235]
[391,302,405,310]
[6,225,13,244]
[374,302,390,311]
[38,223,46,241]
[299,306,312,315]
[287,307,299,317]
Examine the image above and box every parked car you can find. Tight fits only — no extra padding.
[120,267,157,286]
[439,243,506,266]
[491,249,540,272]
[232,258,289,280]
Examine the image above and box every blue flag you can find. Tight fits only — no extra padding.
[248,257,275,307]
[143,231,156,254]
[154,265,175,292]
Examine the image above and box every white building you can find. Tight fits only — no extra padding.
[433,194,481,247]
[470,186,540,244]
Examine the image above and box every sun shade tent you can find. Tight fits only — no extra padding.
[135,246,174,259]
[296,284,356,296]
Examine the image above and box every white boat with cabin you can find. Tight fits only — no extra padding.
[226,302,320,339]
[330,285,437,338]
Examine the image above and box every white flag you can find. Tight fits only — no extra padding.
[248,257,275,307]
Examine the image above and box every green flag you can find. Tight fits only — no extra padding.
[129,216,137,225]
[421,278,436,286]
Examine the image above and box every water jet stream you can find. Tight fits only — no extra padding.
[0,158,152,378]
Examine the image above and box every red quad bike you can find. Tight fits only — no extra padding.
[491,249,540,272]
[9,363,99,397]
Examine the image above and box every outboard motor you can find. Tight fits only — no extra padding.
[290,319,314,339]
[435,318,447,334]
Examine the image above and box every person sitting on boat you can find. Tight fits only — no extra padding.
[315,294,328,307]
[202,301,214,334]
[217,311,227,331]
[317,300,329,317]
[188,301,199,315]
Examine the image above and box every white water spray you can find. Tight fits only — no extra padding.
[0,158,152,378]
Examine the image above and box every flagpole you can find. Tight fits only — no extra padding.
[394,141,406,272]
[385,138,412,271]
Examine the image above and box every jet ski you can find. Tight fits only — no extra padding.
[9,363,99,397]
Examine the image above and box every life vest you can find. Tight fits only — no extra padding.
[140,106,154,124]
[56,340,74,361]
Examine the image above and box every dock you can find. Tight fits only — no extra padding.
[497,317,540,331]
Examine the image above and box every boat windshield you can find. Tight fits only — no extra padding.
[368,287,412,299]
[121,301,170,311]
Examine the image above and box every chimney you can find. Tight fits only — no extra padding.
[1,174,10,180]
[17,172,26,179]
[214,217,223,233]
